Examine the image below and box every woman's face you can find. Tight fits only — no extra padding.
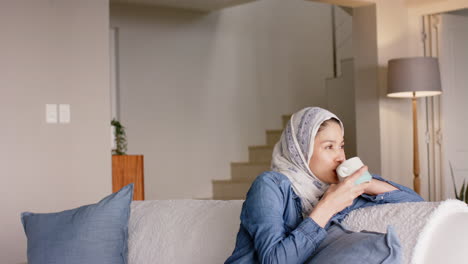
[308,121,345,184]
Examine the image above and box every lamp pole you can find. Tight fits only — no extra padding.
[412,92,420,194]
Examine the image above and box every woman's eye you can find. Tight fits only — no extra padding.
[325,145,333,149]
[340,145,345,149]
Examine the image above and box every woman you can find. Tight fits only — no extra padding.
[225,107,423,264]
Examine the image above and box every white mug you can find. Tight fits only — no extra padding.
[336,157,372,184]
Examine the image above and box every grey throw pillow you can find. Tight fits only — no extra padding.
[308,222,402,264]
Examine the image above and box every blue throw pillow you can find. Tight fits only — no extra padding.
[307,222,402,264]
[21,184,134,264]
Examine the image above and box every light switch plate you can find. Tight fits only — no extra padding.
[46,104,58,124]
[59,104,71,124]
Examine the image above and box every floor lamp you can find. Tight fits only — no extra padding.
[387,57,442,194]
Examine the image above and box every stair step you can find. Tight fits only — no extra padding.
[212,180,252,200]
[210,114,289,200]
[231,162,270,181]
[282,115,291,128]
[266,129,282,146]
[249,145,274,163]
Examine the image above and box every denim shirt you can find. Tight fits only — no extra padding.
[225,171,424,264]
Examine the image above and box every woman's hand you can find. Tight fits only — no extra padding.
[309,166,371,228]
[364,178,398,196]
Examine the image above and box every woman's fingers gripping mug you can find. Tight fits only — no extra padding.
[336,157,372,185]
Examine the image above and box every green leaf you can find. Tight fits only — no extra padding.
[449,162,460,199]
[459,181,465,202]
[465,181,468,203]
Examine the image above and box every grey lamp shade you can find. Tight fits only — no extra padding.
[387,57,442,98]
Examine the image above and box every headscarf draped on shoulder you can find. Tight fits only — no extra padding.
[271,107,344,216]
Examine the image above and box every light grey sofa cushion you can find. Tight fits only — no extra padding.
[127,200,243,264]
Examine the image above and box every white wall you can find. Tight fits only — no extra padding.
[334,6,354,75]
[110,0,334,199]
[336,0,433,193]
[373,0,468,199]
[0,1,111,263]
[352,0,467,199]
[352,4,382,175]
[439,13,468,199]
[311,0,468,200]
[374,0,416,189]
[326,59,357,158]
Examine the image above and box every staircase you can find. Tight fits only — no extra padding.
[210,7,354,200]
[211,58,355,200]
[211,115,290,200]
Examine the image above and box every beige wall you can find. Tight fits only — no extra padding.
[373,0,416,189]
[325,0,468,199]
[3,0,464,261]
[352,4,382,175]
[0,0,111,263]
[348,0,436,194]
[110,0,335,199]
[373,0,468,198]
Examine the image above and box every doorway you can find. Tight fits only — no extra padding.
[438,10,468,200]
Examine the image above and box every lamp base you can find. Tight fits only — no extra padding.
[413,174,420,194]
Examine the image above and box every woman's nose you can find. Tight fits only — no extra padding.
[336,149,345,162]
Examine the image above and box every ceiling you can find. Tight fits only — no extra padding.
[109,0,258,12]
[449,8,468,16]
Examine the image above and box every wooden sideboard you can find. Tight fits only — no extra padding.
[112,155,145,200]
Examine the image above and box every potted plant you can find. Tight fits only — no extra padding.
[111,119,127,155]
[110,119,144,200]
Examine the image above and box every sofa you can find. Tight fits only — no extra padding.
[124,200,468,264]
[127,199,468,264]
[21,184,468,264]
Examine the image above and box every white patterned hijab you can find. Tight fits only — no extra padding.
[271,107,344,216]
